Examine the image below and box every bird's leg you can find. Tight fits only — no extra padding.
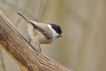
[29,38,31,43]
[38,44,41,52]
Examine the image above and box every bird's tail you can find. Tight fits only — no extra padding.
[17,12,29,23]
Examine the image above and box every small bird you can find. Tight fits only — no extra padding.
[17,13,63,51]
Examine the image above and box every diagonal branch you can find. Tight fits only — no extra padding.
[0,11,73,71]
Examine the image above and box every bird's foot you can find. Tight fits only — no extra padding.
[38,45,41,52]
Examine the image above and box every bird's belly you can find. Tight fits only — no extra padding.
[28,29,53,44]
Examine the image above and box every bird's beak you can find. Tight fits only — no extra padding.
[60,34,63,37]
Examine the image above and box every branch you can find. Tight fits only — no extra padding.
[0,11,73,71]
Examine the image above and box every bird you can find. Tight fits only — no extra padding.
[17,13,63,51]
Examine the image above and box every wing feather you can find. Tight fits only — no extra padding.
[29,20,53,39]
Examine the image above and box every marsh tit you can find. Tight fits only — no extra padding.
[17,13,63,51]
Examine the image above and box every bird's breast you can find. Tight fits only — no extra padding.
[28,28,54,44]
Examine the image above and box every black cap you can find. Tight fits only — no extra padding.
[49,23,62,35]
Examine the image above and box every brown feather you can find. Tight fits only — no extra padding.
[29,20,53,39]
[17,13,54,44]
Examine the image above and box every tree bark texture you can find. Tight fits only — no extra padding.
[0,11,73,71]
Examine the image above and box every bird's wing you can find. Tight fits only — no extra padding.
[17,13,53,39]
[29,20,53,39]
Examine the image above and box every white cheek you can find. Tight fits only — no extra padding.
[47,24,59,38]
[52,30,59,38]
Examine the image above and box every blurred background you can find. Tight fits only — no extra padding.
[0,0,106,71]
